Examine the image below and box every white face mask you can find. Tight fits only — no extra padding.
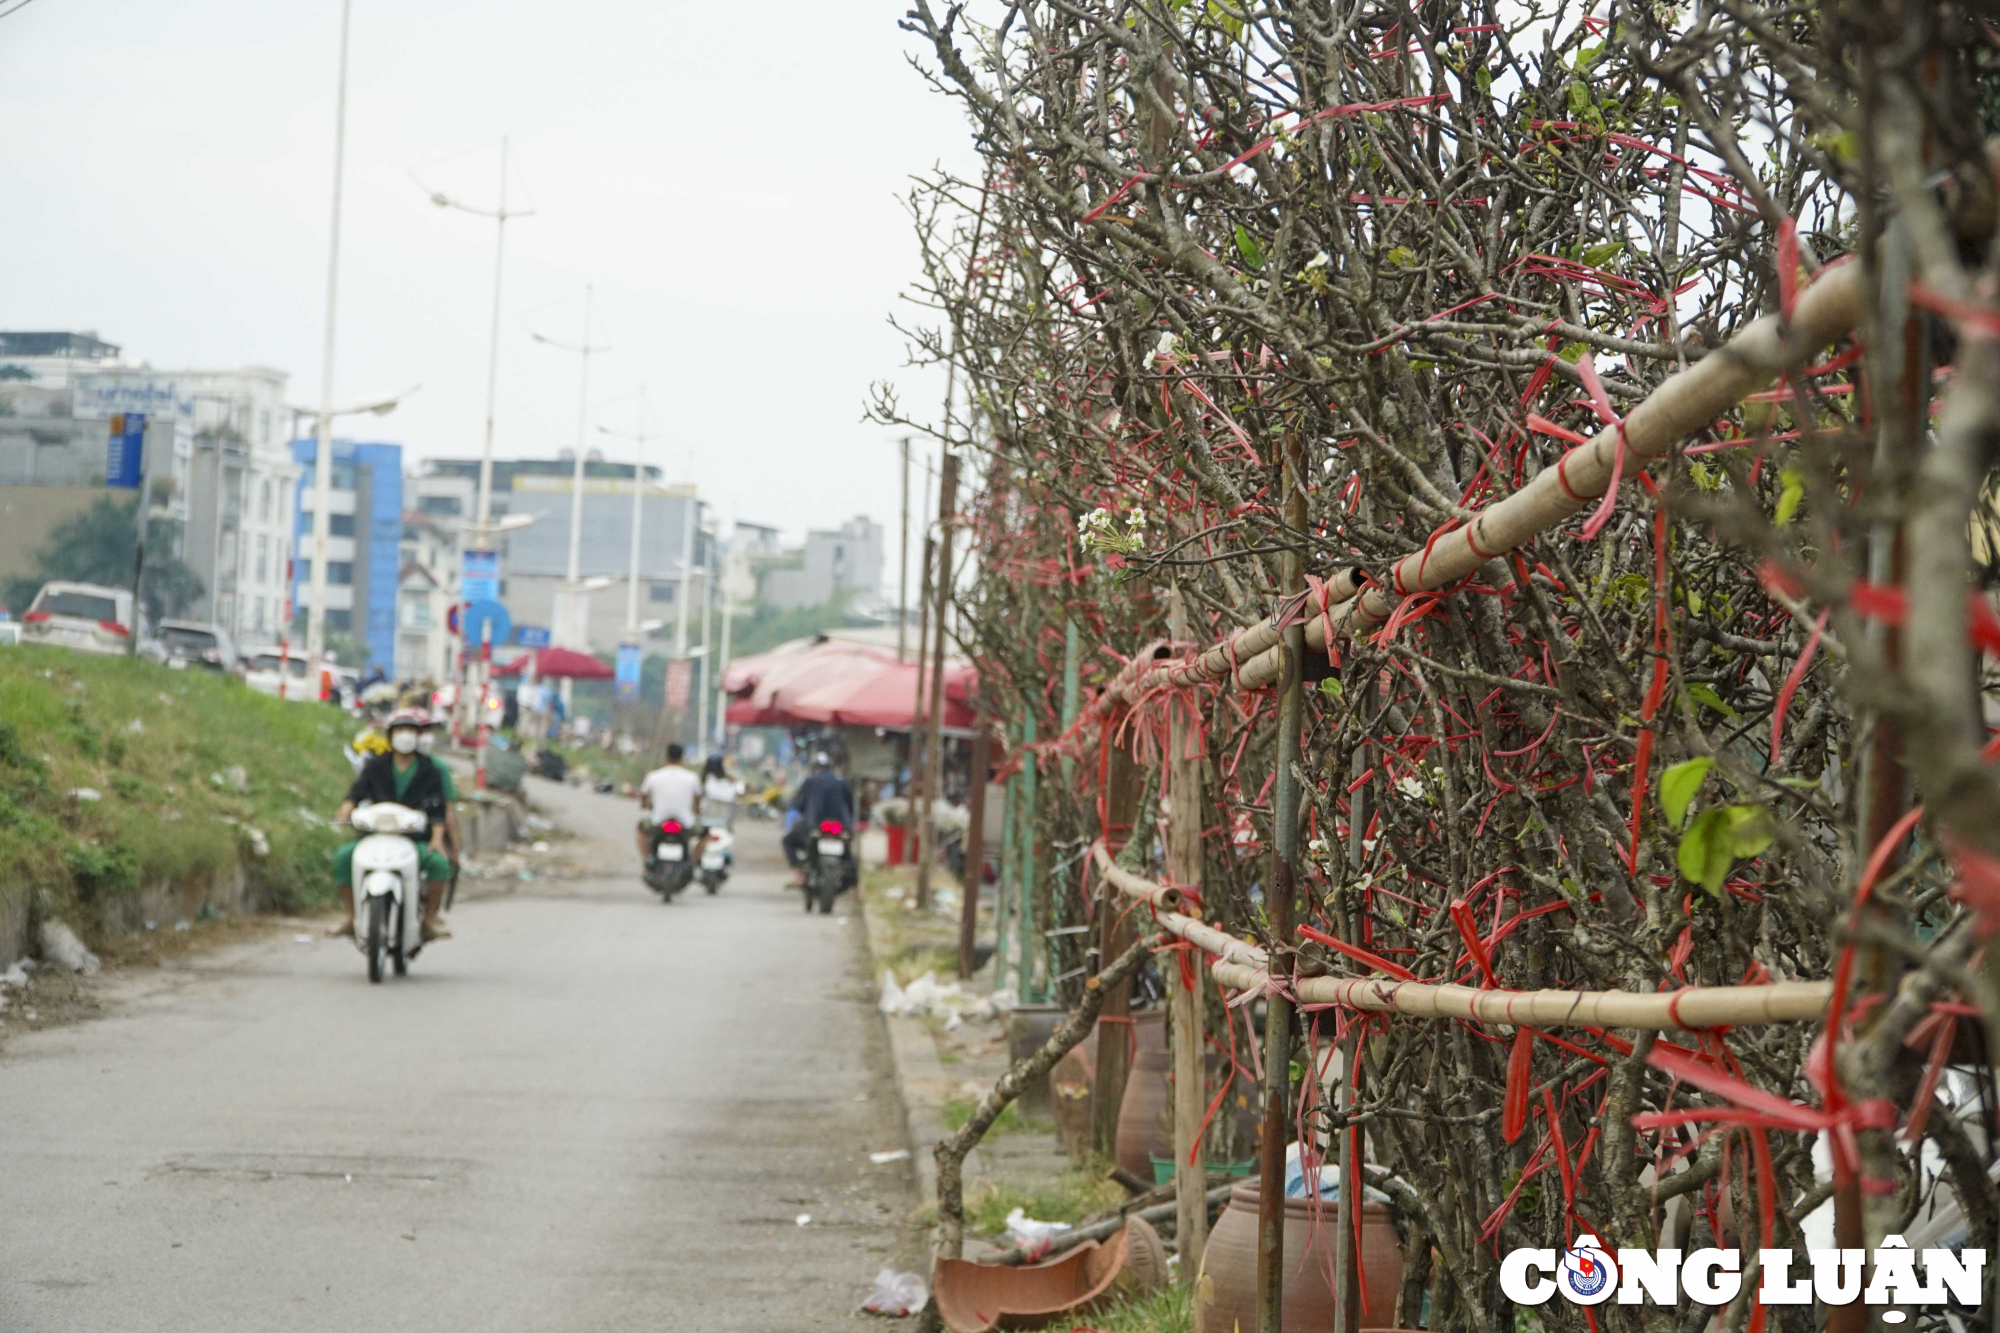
[390,730,419,755]
[416,732,435,754]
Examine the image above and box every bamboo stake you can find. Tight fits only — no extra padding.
[1093,259,1866,706]
[1166,586,1208,1284]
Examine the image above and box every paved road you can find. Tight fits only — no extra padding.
[0,776,913,1331]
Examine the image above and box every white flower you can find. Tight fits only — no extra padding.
[1396,775,1425,801]
[1128,507,1148,530]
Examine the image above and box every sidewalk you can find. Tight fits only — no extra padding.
[858,866,1115,1260]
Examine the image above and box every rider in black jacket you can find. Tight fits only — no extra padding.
[331,709,456,942]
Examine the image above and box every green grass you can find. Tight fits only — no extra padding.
[965,1167,1128,1238]
[0,646,354,944]
[1079,1282,1194,1333]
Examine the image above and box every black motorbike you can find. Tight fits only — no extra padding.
[644,819,697,900]
[802,819,855,915]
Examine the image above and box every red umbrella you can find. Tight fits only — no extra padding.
[493,646,616,680]
[785,658,978,731]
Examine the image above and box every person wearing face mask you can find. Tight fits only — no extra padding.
[331,708,454,942]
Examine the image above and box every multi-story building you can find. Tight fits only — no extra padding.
[0,331,125,389]
[289,438,403,672]
[759,515,885,612]
[395,508,460,681]
[415,457,707,655]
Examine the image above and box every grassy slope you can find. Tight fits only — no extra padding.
[0,645,355,945]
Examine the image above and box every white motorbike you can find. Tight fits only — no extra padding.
[697,824,733,894]
[347,802,428,983]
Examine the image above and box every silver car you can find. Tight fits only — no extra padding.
[146,619,242,674]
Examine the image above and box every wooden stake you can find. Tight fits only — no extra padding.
[917,451,960,911]
[1091,735,1141,1158]
[957,726,990,979]
[1259,434,1308,1333]
[1167,587,1208,1284]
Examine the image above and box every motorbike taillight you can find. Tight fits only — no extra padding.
[660,820,682,834]
[818,820,844,835]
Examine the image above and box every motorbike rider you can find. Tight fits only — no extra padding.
[635,742,703,867]
[330,708,455,943]
[701,752,738,831]
[784,750,855,885]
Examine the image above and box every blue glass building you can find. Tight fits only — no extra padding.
[289,438,403,673]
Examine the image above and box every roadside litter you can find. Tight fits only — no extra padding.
[878,971,1016,1031]
[38,921,99,974]
[868,1149,911,1164]
[861,1268,927,1317]
[1002,1208,1071,1246]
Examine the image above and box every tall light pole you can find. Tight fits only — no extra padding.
[304,0,354,674]
[599,389,665,734]
[528,284,604,648]
[419,140,532,788]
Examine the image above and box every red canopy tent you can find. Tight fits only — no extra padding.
[783,658,978,732]
[723,639,898,726]
[493,646,616,680]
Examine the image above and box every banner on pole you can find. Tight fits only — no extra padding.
[616,643,642,701]
[461,550,500,604]
[106,413,145,489]
[664,657,691,711]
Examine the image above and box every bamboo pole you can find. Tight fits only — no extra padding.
[1258,434,1309,1333]
[1092,260,1867,709]
[1166,586,1208,1284]
[1090,738,1142,1158]
[957,726,990,979]
[917,451,961,911]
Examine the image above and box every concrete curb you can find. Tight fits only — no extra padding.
[859,888,983,1224]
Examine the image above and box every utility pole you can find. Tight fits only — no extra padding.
[305,0,354,671]
[898,436,911,662]
[914,451,960,911]
[532,282,610,715]
[421,139,533,789]
[695,533,715,754]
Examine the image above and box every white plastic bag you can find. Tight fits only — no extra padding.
[861,1267,928,1316]
[1003,1208,1073,1245]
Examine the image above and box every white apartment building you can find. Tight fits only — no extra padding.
[396,508,460,681]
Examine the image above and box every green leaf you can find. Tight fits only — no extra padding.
[1386,245,1419,268]
[1677,804,1774,895]
[1234,225,1264,271]
[1775,466,1805,526]
[1687,682,1737,718]
[1318,677,1344,700]
[1559,341,1589,364]
[1567,81,1589,113]
[1581,240,1625,268]
[1658,757,1712,830]
[1474,66,1492,93]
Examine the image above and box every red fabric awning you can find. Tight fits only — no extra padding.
[723,639,898,726]
[493,646,616,680]
[783,658,978,731]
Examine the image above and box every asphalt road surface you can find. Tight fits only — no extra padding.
[0,775,914,1331]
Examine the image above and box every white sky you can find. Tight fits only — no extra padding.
[0,0,973,568]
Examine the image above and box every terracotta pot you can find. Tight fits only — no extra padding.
[933,1215,1167,1332]
[1196,1180,1405,1333]
[1112,1009,1170,1179]
[1006,1005,1070,1117]
[1050,1029,1096,1162]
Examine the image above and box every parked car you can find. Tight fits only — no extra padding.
[143,619,242,674]
[242,645,314,700]
[19,581,135,656]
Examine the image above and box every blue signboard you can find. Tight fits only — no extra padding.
[461,549,500,603]
[615,642,642,701]
[106,413,145,489]
[515,625,551,649]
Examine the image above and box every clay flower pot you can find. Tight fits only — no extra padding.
[1196,1180,1405,1332]
[1112,1009,1171,1179]
[932,1215,1168,1332]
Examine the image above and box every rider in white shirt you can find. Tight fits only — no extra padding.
[635,742,703,865]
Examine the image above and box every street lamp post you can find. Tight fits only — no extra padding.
[420,140,533,790]
[304,0,355,679]
[530,284,610,683]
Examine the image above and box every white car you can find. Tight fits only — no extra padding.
[20,581,136,656]
[241,645,315,700]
